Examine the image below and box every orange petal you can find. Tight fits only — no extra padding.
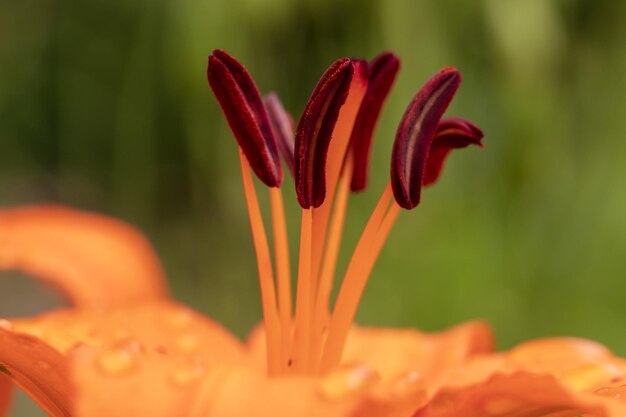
[342,321,494,382]
[503,338,625,393]
[414,371,626,417]
[191,364,422,417]
[9,301,246,417]
[0,376,12,417]
[0,327,72,417]
[0,205,169,307]
[10,300,245,362]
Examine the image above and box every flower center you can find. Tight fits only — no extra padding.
[208,49,483,376]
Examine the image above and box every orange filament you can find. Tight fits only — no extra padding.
[292,208,313,372]
[269,187,292,372]
[239,151,281,374]
[319,182,400,373]
[310,158,353,369]
[309,77,368,301]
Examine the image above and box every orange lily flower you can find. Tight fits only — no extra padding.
[1,50,625,417]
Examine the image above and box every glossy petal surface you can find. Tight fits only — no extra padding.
[0,206,168,308]
[9,300,246,417]
[414,372,617,417]
[0,327,71,417]
[343,321,493,382]
[0,376,11,417]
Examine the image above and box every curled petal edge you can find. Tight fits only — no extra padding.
[0,205,169,308]
[0,328,72,417]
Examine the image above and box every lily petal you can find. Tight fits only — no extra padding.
[0,205,168,308]
[192,364,426,417]
[0,327,72,417]
[10,300,245,363]
[413,372,624,417]
[343,321,494,382]
[0,376,11,417]
[245,321,493,383]
[9,300,245,417]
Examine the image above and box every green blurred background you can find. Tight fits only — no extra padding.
[2,0,626,414]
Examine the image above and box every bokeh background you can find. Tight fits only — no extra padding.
[2,0,626,414]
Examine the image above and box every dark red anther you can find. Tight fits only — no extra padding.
[295,58,354,208]
[423,117,484,186]
[207,49,282,187]
[350,52,400,192]
[264,93,295,176]
[390,67,462,209]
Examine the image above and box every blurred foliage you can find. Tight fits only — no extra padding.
[2,1,626,412]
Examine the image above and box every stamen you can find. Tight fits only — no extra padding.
[208,50,283,187]
[310,157,354,370]
[308,60,369,316]
[423,117,484,186]
[319,182,398,373]
[269,187,292,371]
[210,50,484,378]
[323,59,370,204]
[295,58,355,209]
[350,52,401,192]
[264,93,296,176]
[292,208,313,372]
[391,67,461,209]
[238,151,281,374]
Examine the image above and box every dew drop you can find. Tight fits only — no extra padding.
[96,339,142,377]
[169,363,206,387]
[384,371,423,396]
[595,384,626,400]
[176,334,199,352]
[559,363,623,391]
[14,323,44,338]
[318,363,379,399]
[0,319,13,331]
[164,308,193,329]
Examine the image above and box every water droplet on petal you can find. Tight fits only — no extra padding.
[370,370,426,404]
[176,334,199,352]
[559,363,623,391]
[595,384,626,400]
[96,339,143,377]
[169,362,206,387]
[14,323,44,338]
[164,308,193,328]
[384,371,423,396]
[0,319,13,331]
[318,363,379,399]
